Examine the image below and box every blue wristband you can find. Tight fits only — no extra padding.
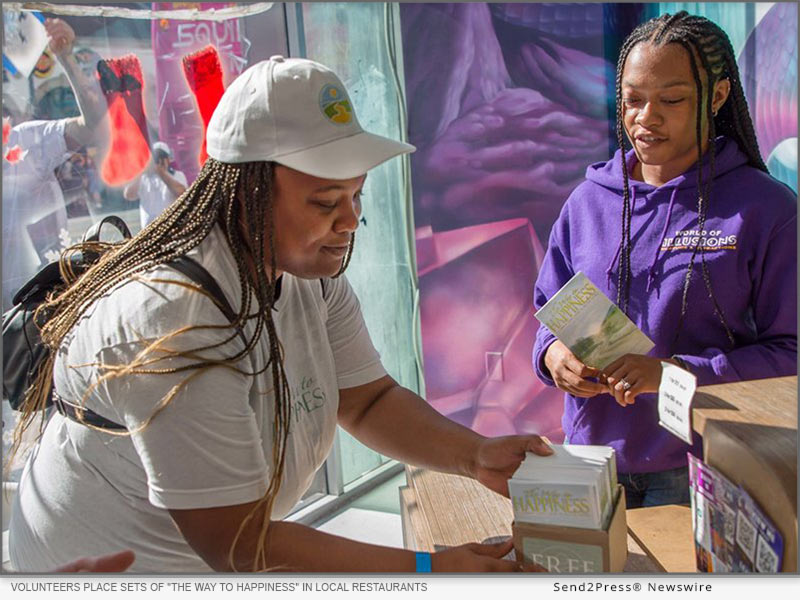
[415,551,432,573]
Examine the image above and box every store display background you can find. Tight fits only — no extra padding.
[1,0,796,484]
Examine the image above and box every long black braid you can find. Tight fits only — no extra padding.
[614,11,767,348]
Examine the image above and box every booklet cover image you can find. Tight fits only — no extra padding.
[535,272,654,370]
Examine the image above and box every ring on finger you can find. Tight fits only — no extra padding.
[620,378,632,391]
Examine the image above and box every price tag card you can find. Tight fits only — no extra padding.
[658,361,697,444]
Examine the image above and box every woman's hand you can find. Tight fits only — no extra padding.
[473,435,553,497]
[45,18,75,58]
[544,340,607,398]
[432,539,545,572]
[603,354,675,406]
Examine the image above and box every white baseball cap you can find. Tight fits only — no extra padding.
[206,56,415,180]
[152,141,173,158]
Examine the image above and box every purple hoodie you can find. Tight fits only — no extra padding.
[532,136,797,474]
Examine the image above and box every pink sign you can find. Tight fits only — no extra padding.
[151,2,249,183]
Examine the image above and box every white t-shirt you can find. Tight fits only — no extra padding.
[9,227,386,572]
[2,119,69,311]
[137,169,188,228]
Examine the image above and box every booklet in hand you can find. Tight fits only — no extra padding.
[535,271,654,370]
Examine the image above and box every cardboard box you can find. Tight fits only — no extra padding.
[512,485,627,573]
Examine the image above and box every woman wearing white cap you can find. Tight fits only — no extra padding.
[123,141,188,230]
[9,56,550,573]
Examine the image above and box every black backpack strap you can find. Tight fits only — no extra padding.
[53,391,127,430]
[83,215,132,243]
[168,256,248,348]
[49,216,133,430]
[80,215,134,265]
[56,255,245,432]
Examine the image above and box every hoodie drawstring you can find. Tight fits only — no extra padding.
[606,187,636,288]
[646,187,679,292]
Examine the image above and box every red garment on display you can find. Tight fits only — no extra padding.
[97,55,151,186]
[182,45,225,168]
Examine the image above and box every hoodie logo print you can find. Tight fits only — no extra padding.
[661,229,738,252]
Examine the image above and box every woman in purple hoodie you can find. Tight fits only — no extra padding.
[532,12,797,508]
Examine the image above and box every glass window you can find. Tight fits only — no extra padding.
[2,2,289,482]
[2,3,289,311]
[299,2,421,487]
[3,3,420,510]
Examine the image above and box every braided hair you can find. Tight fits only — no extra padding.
[614,11,766,347]
[7,158,355,571]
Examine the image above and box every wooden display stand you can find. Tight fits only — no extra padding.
[399,376,797,573]
[614,376,797,572]
[512,485,628,572]
[626,505,694,572]
[400,466,661,572]
[695,376,797,572]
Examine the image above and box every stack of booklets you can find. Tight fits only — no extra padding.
[688,454,783,572]
[508,444,618,530]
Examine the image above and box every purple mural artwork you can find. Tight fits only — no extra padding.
[402,3,644,438]
[739,3,797,164]
[151,2,249,184]
[403,2,796,440]
[417,219,560,437]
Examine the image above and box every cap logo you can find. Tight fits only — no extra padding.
[319,83,353,125]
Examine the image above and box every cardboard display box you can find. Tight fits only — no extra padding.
[512,485,627,573]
